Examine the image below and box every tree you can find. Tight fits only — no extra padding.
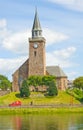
[0,75,11,90]
[47,80,58,96]
[20,80,30,97]
[73,77,83,90]
[28,75,42,87]
[28,75,56,87]
[42,75,55,86]
[26,75,58,96]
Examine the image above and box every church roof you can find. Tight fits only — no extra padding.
[46,66,67,78]
[32,9,42,31]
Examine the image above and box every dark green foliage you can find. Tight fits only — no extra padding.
[27,75,58,96]
[73,77,83,90]
[47,80,58,96]
[74,88,82,97]
[67,87,83,103]
[42,75,55,86]
[28,76,42,87]
[0,74,11,90]
[28,75,56,87]
[20,80,30,97]
[73,88,83,102]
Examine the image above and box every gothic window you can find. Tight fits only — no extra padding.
[32,32,34,37]
[35,31,37,36]
[34,51,37,56]
[18,77,23,86]
[39,31,41,35]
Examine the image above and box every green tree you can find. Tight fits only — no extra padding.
[28,75,42,87]
[73,77,83,90]
[27,75,58,96]
[26,75,58,96]
[48,80,58,96]
[0,75,11,90]
[20,80,30,97]
[28,75,56,87]
[42,75,55,86]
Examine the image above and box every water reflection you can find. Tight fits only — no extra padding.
[0,114,83,130]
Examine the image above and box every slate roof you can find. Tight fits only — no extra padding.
[32,9,42,31]
[46,66,67,78]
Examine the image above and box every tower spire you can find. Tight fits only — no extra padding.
[32,8,42,38]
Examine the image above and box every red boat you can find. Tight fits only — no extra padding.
[9,101,21,107]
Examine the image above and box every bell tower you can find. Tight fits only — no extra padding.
[28,9,46,76]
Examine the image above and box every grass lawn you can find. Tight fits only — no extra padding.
[0,91,80,106]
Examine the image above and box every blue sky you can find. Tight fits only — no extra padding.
[0,0,83,81]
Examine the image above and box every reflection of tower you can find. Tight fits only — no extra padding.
[12,116,22,130]
[28,9,46,76]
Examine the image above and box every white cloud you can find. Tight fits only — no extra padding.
[46,52,73,68]
[2,31,30,54]
[43,28,69,46]
[0,19,30,55]
[53,47,76,59]
[0,19,10,44]
[0,19,7,28]
[0,56,27,80]
[67,71,78,80]
[46,46,76,67]
[48,0,83,12]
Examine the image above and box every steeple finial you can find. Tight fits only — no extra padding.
[32,8,42,38]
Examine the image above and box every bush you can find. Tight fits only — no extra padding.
[47,80,58,96]
[20,80,30,97]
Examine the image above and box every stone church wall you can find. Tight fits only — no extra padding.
[56,77,68,90]
[12,59,29,91]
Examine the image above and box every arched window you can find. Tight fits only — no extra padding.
[34,51,37,56]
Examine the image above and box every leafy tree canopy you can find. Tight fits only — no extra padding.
[28,75,56,87]
[28,75,42,87]
[0,74,11,90]
[42,75,55,86]
[73,77,83,90]
[0,75,8,80]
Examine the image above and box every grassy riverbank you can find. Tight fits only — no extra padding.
[0,91,80,106]
[0,91,83,114]
[0,107,83,115]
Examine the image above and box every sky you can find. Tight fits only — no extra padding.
[0,0,83,81]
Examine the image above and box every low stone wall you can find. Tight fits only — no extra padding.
[0,90,10,96]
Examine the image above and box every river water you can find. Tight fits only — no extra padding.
[0,114,83,130]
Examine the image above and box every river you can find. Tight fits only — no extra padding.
[0,113,83,130]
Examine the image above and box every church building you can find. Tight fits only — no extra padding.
[12,10,68,92]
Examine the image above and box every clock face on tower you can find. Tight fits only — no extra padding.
[33,43,38,48]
